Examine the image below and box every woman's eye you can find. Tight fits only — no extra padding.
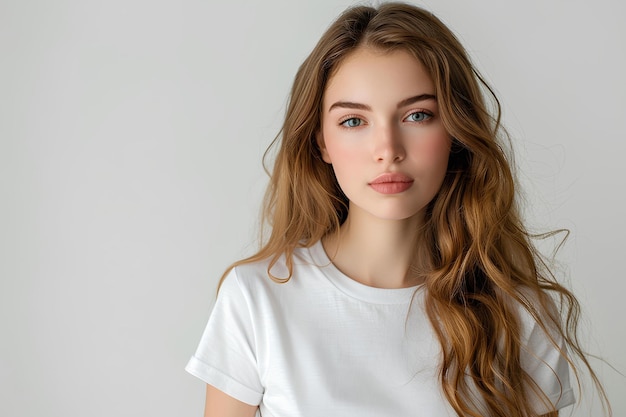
[405,112,431,122]
[340,117,363,128]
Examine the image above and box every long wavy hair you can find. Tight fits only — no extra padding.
[220,2,609,416]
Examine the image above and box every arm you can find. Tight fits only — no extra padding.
[204,384,258,417]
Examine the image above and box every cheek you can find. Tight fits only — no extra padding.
[326,142,350,160]
[326,145,360,183]
[323,133,365,166]
[413,134,451,171]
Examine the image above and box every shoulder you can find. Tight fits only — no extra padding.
[221,244,323,300]
[510,289,576,411]
[490,287,575,413]
[504,286,561,342]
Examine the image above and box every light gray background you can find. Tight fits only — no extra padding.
[1,0,624,416]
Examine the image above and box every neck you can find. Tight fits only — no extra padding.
[322,206,427,289]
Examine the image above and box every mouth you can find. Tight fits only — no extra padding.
[368,173,414,194]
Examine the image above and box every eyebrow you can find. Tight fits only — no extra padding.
[328,93,437,112]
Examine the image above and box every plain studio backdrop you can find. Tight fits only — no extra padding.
[1,0,624,416]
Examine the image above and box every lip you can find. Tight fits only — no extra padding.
[368,173,414,194]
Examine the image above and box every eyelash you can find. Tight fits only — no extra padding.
[339,116,365,128]
[404,110,433,123]
[338,110,433,128]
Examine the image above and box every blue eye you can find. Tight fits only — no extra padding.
[405,112,431,122]
[340,117,363,128]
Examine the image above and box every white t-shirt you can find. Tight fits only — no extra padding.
[186,241,575,416]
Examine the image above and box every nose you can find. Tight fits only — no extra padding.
[373,124,406,163]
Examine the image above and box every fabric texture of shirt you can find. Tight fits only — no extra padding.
[186,241,575,416]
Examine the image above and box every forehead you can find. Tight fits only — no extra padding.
[323,47,435,108]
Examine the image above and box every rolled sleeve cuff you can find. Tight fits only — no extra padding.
[185,356,263,406]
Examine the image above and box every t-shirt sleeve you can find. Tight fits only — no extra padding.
[519,308,576,415]
[185,268,263,406]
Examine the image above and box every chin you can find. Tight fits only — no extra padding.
[347,198,431,224]
[367,207,427,222]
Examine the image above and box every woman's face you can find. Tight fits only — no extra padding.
[318,47,451,223]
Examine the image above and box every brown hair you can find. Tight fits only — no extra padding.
[221,2,609,416]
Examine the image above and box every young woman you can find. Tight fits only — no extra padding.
[186,3,608,416]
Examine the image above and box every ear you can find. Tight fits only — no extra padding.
[316,131,332,164]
